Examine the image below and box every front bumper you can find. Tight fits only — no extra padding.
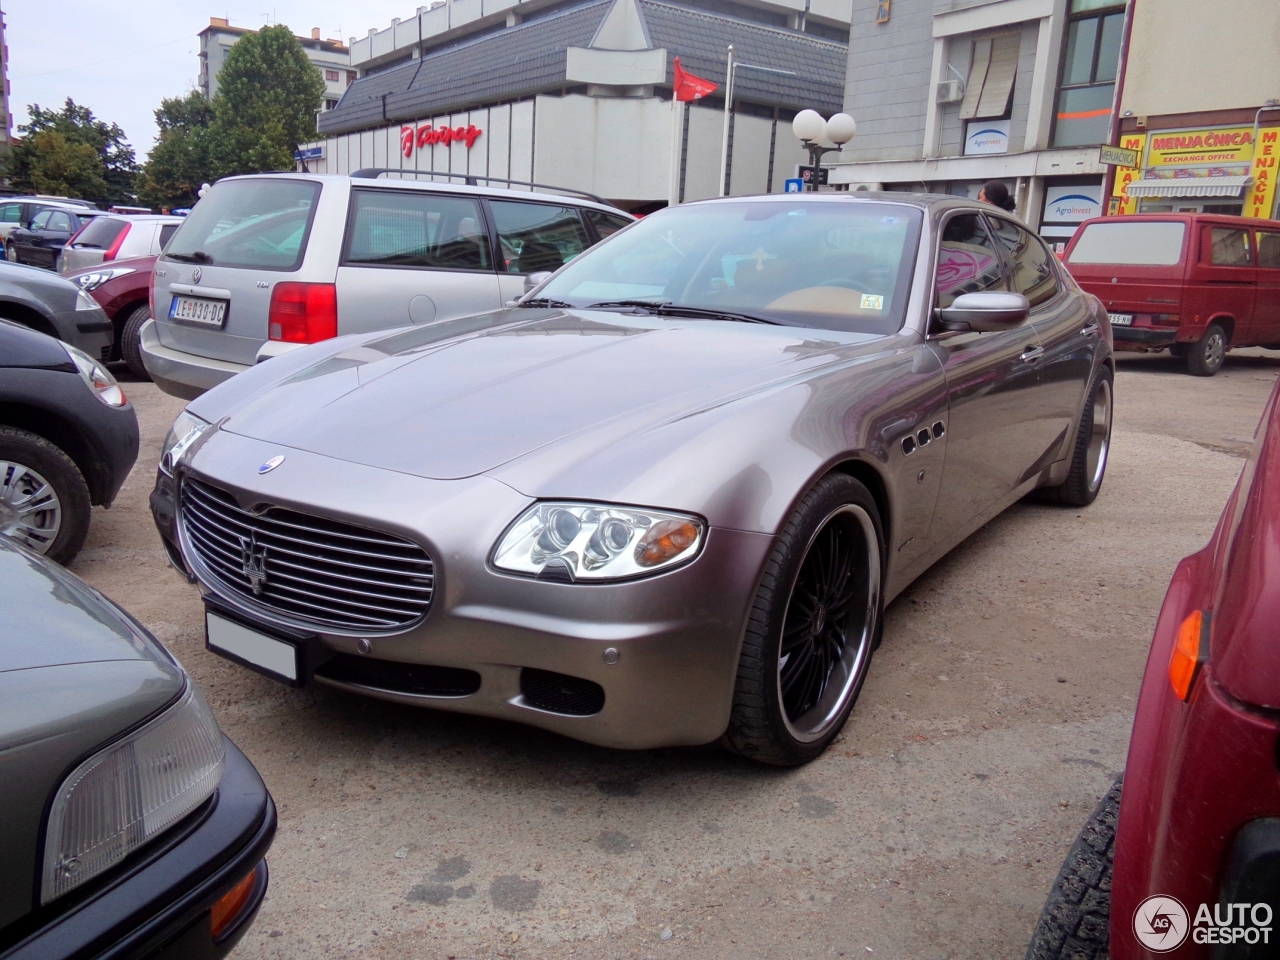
[152,430,773,750]
[0,738,275,960]
[139,319,248,401]
[48,307,113,360]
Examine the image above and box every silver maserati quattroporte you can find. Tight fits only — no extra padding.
[151,193,1113,765]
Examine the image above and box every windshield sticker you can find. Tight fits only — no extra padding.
[860,293,885,310]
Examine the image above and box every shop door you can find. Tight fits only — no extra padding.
[1197,224,1256,343]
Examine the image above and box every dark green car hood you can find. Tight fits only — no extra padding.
[0,543,184,930]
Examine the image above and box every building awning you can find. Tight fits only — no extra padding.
[1126,175,1253,199]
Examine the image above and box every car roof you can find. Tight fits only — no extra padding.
[94,214,185,223]
[218,172,635,217]
[685,190,999,221]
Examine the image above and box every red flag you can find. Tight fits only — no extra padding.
[672,57,718,102]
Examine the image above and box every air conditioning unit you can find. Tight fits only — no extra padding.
[936,79,964,104]
[850,182,883,192]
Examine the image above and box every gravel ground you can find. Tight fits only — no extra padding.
[70,348,1280,960]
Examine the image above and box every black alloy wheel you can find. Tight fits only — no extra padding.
[725,473,883,766]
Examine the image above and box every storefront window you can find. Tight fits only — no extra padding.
[1052,4,1125,147]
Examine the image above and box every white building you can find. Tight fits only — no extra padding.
[298,0,853,208]
[198,18,354,112]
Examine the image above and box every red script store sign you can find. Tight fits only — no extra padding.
[401,123,483,156]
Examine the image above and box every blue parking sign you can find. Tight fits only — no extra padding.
[784,178,804,193]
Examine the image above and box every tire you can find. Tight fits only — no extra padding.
[1186,322,1227,376]
[120,304,152,380]
[724,473,883,766]
[1025,777,1121,960]
[0,426,92,564]
[1040,367,1113,507]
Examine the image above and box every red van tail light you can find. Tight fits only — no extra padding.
[268,283,337,343]
[102,222,131,262]
[1169,610,1210,701]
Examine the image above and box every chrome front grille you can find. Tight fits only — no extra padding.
[180,478,434,631]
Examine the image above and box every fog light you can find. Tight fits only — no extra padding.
[1169,610,1209,701]
[211,861,265,941]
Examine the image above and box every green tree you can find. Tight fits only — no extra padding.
[136,91,216,209]
[138,26,325,207]
[6,99,138,202]
[213,24,324,171]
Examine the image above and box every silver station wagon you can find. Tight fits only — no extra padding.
[150,192,1114,766]
[139,172,635,399]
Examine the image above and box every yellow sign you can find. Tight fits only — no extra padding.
[1110,133,1146,215]
[1147,126,1255,167]
[1247,127,1278,220]
[1100,144,1140,167]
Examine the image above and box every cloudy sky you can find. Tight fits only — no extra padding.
[6,0,412,160]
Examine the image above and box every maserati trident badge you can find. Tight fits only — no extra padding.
[238,532,269,595]
[258,455,285,475]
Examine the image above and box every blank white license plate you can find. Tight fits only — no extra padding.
[1108,313,1133,326]
[207,612,297,682]
[170,295,228,327]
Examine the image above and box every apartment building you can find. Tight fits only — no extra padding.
[828,0,1125,249]
[198,18,354,111]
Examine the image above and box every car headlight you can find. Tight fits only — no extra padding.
[492,502,705,581]
[74,267,136,291]
[41,682,225,904]
[74,288,101,311]
[60,341,126,407]
[160,410,213,476]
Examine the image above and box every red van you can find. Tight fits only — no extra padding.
[1062,213,1280,376]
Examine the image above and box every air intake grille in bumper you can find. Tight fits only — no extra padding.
[180,478,434,632]
[520,668,605,716]
[317,654,479,697]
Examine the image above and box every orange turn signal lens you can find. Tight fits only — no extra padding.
[1168,610,1207,701]
[210,863,261,941]
[634,520,700,567]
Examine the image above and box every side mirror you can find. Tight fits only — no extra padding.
[523,271,553,295]
[935,292,1030,332]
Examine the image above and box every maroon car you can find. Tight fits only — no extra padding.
[1028,376,1280,959]
[63,255,156,379]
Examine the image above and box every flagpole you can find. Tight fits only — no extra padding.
[668,95,685,207]
[718,44,735,198]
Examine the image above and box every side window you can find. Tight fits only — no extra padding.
[489,201,590,274]
[989,217,1060,306]
[0,203,21,223]
[585,209,634,240]
[47,212,73,233]
[1207,227,1251,267]
[29,210,52,231]
[344,190,491,271]
[935,213,1007,309]
[1255,232,1280,269]
[159,224,180,249]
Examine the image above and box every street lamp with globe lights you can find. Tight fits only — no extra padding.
[792,110,856,191]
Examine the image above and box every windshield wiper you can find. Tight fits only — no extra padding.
[517,297,574,308]
[588,300,781,325]
[167,251,213,264]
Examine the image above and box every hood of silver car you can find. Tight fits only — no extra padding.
[220,309,876,480]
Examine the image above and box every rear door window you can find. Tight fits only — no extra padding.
[165,178,322,271]
[584,208,634,240]
[988,216,1060,306]
[1067,221,1186,265]
[71,217,128,249]
[344,190,491,271]
[1258,231,1280,269]
[935,213,1008,308]
[489,201,590,274]
[158,223,180,249]
[1206,227,1252,266]
[0,203,21,223]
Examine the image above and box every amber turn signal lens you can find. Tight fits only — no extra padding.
[634,520,700,567]
[210,863,261,941]
[1168,610,1206,701]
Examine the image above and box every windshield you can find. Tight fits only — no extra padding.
[537,200,923,333]
[164,178,321,271]
[1068,221,1186,266]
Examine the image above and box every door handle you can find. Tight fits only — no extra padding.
[1082,322,1099,336]
[1020,345,1045,363]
